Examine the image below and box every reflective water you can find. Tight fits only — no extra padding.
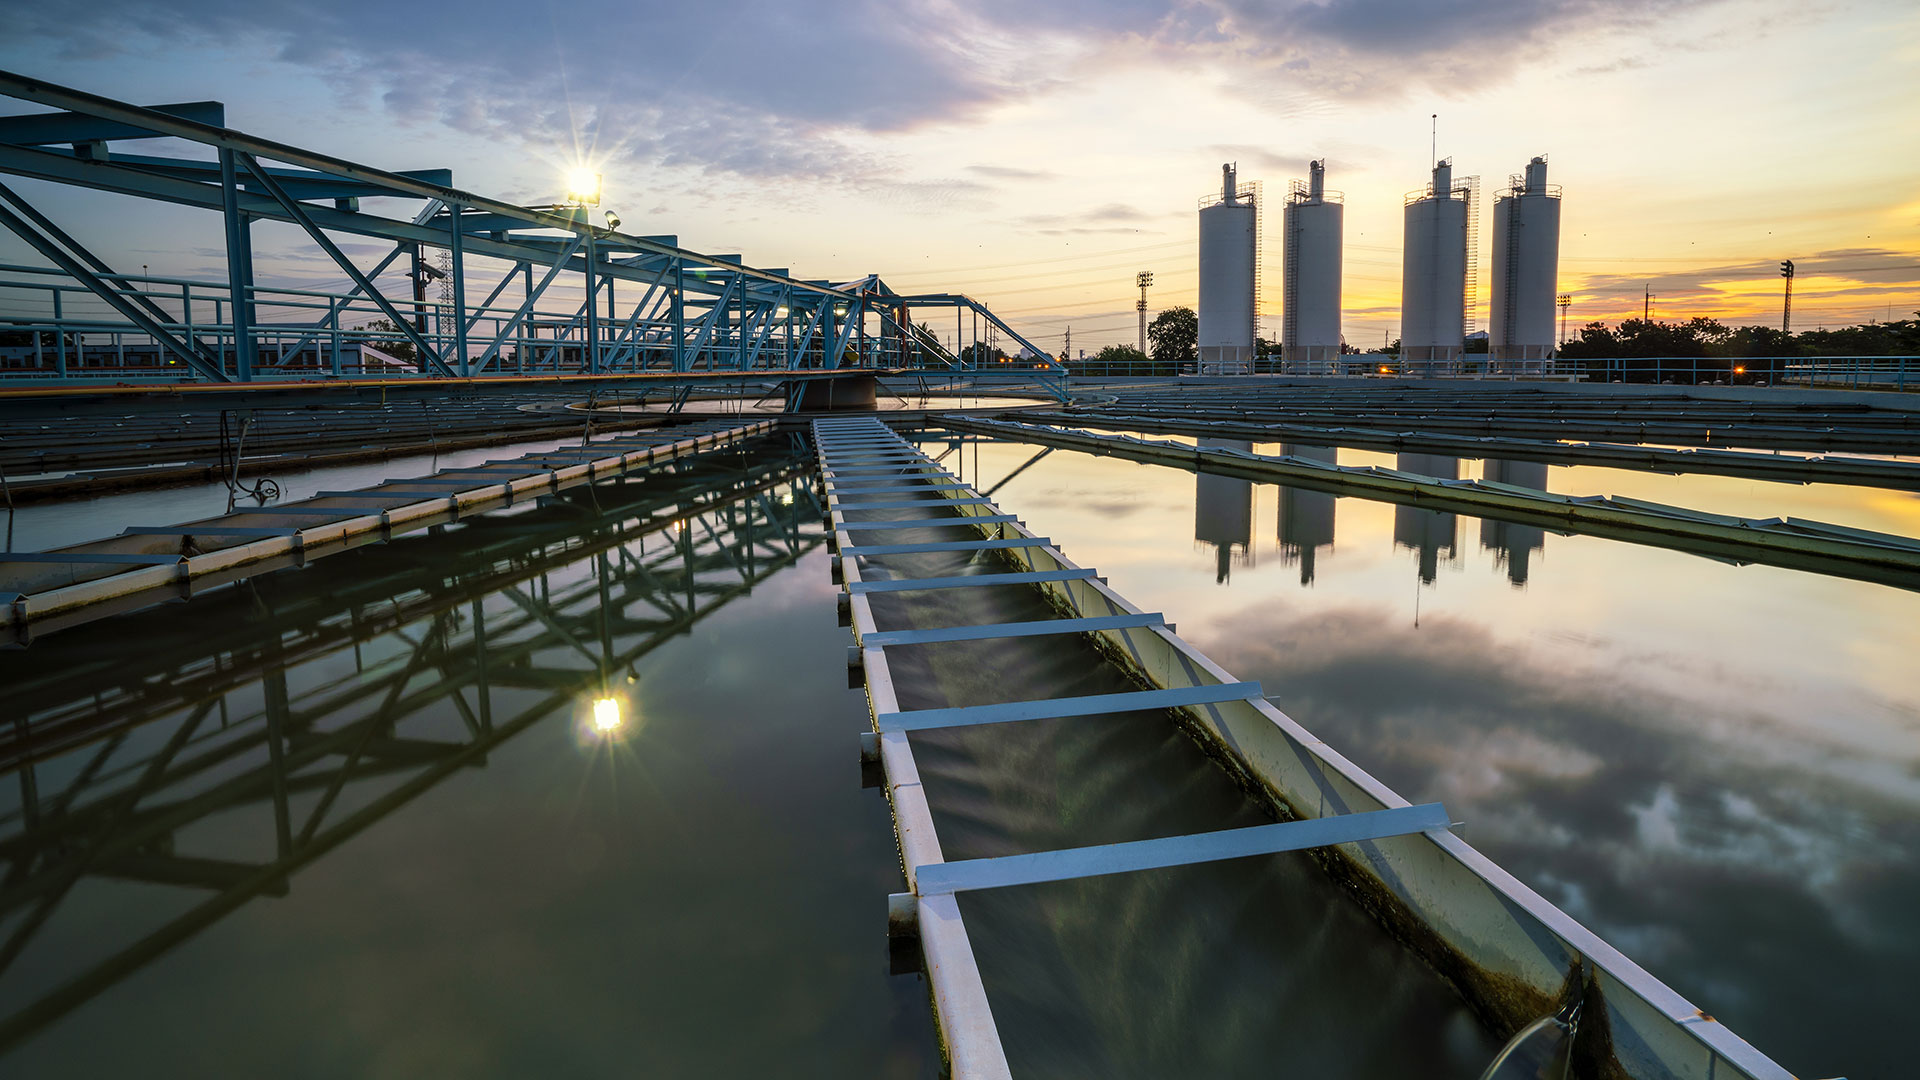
[1110,430,1920,535]
[609,393,1046,415]
[943,431,1920,1080]
[858,526,1501,1077]
[0,442,940,1076]
[12,425,1915,1077]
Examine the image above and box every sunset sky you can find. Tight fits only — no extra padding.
[2,0,1916,354]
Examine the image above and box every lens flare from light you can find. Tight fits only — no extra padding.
[591,696,622,733]
[566,167,603,206]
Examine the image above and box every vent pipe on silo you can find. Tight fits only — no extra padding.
[1308,159,1325,202]
[1524,156,1548,195]
[1222,163,1238,204]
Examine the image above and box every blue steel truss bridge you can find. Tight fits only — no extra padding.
[0,71,1062,411]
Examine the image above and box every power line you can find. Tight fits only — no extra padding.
[879,239,1190,279]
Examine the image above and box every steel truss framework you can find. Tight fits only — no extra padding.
[0,440,824,1049]
[0,71,1061,397]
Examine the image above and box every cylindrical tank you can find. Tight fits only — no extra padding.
[1401,160,1471,368]
[1198,164,1257,374]
[1489,155,1562,367]
[1282,160,1343,370]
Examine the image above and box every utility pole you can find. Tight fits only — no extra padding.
[1135,271,1153,354]
[1558,293,1571,346]
[1643,285,1651,322]
[1780,259,1795,335]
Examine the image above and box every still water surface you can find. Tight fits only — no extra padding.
[5,429,1914,1076]
[0,443,940,1076]
[942,430,1920,1079]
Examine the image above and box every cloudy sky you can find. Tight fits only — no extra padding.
[2,0,1916,353]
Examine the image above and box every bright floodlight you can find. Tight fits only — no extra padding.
[591,696,622,733]
[566,168,602,206]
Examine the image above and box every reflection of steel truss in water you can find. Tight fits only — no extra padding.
[0,448,825,1049]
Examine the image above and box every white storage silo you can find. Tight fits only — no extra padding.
[1198,164,1257,375]
[1281,160,1343,371]
[1401,160,1475,370]
[1489,156,1562,367]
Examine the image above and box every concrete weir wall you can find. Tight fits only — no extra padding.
[828,421,1793,1080]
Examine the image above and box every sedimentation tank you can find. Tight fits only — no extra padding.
[1198,164,1257,374]
[1281,160,1343,369]
[1489,156,1563,365]
[1401,160,1474,367]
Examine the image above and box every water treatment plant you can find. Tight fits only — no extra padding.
[0,43,1915,1080]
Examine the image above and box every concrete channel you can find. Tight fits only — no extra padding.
[0,418,773,639]
[1031,409,1920,490]
[937,415,1920,591]
[815,415,1792,1080]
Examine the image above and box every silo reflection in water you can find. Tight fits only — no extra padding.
[1277,444,1337,584]
[1194,438,1254,583]
[1479,459,1550,586]
[1393,453,1460,584]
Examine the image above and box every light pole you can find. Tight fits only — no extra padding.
[1557,293,1571,348]
[1135,270,1153,356]
[566,170,603,373]
[1780,260,1795,335]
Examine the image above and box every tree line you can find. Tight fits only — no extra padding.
[1559,314,1920,361]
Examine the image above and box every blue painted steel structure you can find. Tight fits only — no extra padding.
[0,72,1062,399]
